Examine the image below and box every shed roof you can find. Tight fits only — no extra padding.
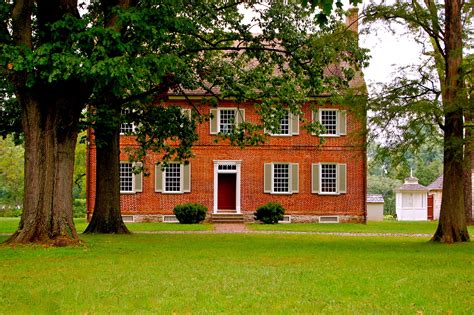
[367,194,384,203]
[427,175,443,190]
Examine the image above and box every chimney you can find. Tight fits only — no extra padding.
[346,8,359,34]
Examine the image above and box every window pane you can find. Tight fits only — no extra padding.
[165,163,181,192]
[219,109,235,134]
[120,163,133,192]
[120,109,134,134]
[321,164,337,193]
[278,111,290,135]
[273,164,289,193]
[321,110,337,135]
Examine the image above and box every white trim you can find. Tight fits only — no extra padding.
[319,216,340,223]
[162,215,179,223]
[319,109,339,137]
[278,215,292,223]
[217,108,238,133]
[271,162,292,194]
[213,160,241,214]
[121,215,134,222]
[120,162,135,194]
[162,162,184,194]
[269,110,292,136]
[318,162,339,195]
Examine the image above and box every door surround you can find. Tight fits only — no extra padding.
[213,160,241,214]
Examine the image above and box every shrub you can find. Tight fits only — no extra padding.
[173,203,207,224]
[254,202,285,224]
[73,199,87,218]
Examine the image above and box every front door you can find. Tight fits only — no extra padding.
[427,194,434,220]
[218,173,236,210]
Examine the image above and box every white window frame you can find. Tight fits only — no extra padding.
[120,109,135,135]
[271,163,292,195]
[319,163,339,195]
[218,108,237,134]
[269,110,291,136]
[162,163,184,194]
[120,162,135,194]
[319,109,339,137]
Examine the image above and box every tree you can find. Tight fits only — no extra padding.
[365,0,472,242]
[1,0,367,244]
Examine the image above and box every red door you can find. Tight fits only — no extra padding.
[218,173,236,210]
[427,194,434,220]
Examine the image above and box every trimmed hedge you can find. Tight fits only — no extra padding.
[173,203,207,224]
[254,202,285,224]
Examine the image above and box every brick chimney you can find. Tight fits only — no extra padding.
[346,8,359,34]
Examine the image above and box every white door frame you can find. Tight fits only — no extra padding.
[213,160,241,214]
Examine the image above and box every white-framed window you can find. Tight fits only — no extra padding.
[120,109,135,135]
[311,163,347,195]
[321,164,337,193]
[264,163,299,194]
[273,163,290,193]
[164,163,182,193]
[267,110,299,136]
[313,109,347,137]
[120,163,134,193]
[209,108,245,134]
[219,109,236,134]
[320,109,337,135]
[155,162,191,194]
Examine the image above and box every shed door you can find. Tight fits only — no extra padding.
[218,173,236,210]
[427,194,434,220]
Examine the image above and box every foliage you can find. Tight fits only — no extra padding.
[367,175,401,216]
[73,199,87,219]
[73,133,87,199]
[254,202,285,224]
[0,234,472,313]
[173,203,207,224]
[0,136,23,209]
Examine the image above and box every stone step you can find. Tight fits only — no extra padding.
[211,213,244,223]
[216,209,238,214]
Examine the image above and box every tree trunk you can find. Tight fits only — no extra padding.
[432,0,470,242]
[6,90,81,245]
[84,106,130,234]
[465,109,473,224]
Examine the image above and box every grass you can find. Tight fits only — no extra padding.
[0,218,212,234]
[0,233,472,313]
[249,220,474,235]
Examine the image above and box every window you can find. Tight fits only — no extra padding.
[320,109,337,135]
[311,163,346,195]
[120,163,133,192]
[402,193,414,208]
[313,109,347,136]
[120,109,134,134]
[321,164,337,193]
[264,163,299,194]
[270,111,290,135]
[164,163,181,192]
[155,163,191,193]
[219,109,236,134]
[210,108,245,134]
[273,164,290,193]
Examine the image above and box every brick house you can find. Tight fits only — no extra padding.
[86,12,367,223]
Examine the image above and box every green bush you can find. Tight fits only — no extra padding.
[0,207,22,217]
[173,203,207,224]
[73,199,87,218]
[254,202,285,224]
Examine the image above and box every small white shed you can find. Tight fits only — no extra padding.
[367,194,384,221]
[395,176,429,221]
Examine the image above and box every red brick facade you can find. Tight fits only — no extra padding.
[86,99,367,222]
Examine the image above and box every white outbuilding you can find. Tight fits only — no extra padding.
[395,176,429,221]
[427,175,443,220]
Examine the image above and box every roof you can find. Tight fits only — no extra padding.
[395,183,429,192]
[427,175,443,190]
[367,194,384,203]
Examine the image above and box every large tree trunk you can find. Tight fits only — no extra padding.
[6,89,82,245]
[465,109,473,224]
[84,106,130,234]
[432,0,470,242]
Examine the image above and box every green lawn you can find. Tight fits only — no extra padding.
[250,220,474,235]
[0,233,472,313]
[0,218,212,234]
